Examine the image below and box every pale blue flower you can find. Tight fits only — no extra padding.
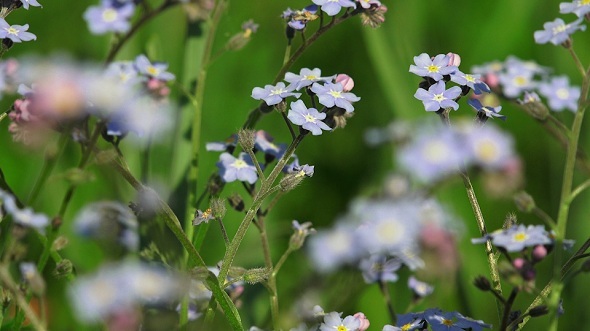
[287,99,332,135]
[134,55,175,81]
[83,0,135,34]
[216,152,258,184]
[538,75,580,112]
[408,276,434,298]
[284,68,332,90]
[0,189,49,232]
[252,82,301,106]
[425,309,491,331]
[359,255,402,283]
[498,65,535,98]
[320,312,361,331]
[409,53,457,81]
[413,81,462,111]
[0,19,36,43]
[534,17,586,45]
[560,0,590,17]
[467,99,506,121]
[307,222,359,273]
[491,224,552,252]
[312,0,356,16]
[310,82,360,112]
[463,123,514,169]
[105,61,141,85]
[450,70,490,94]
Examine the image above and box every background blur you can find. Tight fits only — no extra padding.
[1,0,590,330]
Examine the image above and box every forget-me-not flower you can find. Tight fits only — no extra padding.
[560,0,590,17]
[134,55,175,81]
[450,70,490,94]
[359,255,402,284]
[413,81,462,111]
[287,100,332,135]
[0,19,36,43]
[320,312,361,331]
[312,0,356,16]
[498,65,536,98]
[84,0,135,34]
[216,152,258,184]
[0,189,49,232]
[538,75,580,112]
[310,82,360,112]
[425,309,492,331]
[409,53,457,81]
[534,17,586,45]
[467,99,506,121]
[283,5,319,30]
[284,68,332,91]
[490,224,551,252]
[252,82,301,106]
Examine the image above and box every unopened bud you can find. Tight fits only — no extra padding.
[95,149,119,165]
[473,276,491,291]
[210,197,226,220]
[513,258,526,270]
[503,213,518,230]
[243,267,270,285]
[279,173,305,192]
[353,312,370,331]
[335,74,354,92]
[529,305,549,317]
[228,193,244,212]
[52,236,69,251]
[518,91,549,120]
[532,245,547,262]
[238,129,256,151]
[53,260,74,279]
[447,52,461,67]
[207,174,223,197]
[275,100,287,113]
[514,191,535,213]
[289,221,315,250]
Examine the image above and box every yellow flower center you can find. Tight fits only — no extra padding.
[146,66,160,77]
[556,88,569,99]
[432,93,445,102]
[337,326,348,331]
[242,29,252,38]
[270,88,286,96]
[401,324,412,331]
[329,90,342,98]
[513,76,527,86]
[442,318,454,326]
[304,114,316,123]
[7,27,19,35]
[581,0,590,5]
[232,159,247,169]
[552,24,567,35]
[477,140,498,163]
[102,8,118,22]
[376,220,404,244]
[423,141,450,163]
[513,232,528,242]
[465,74,476,82]
[304,75,318,81]
[427,64,440,73]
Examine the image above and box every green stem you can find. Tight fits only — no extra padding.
[547,60,590,331]
[532,206,557,228]
[500,288,518,331]
[378,279,396,325]
[273,247,293,276]
[257,216,279,330]
[27,132,70,205]
[568,178,590,203]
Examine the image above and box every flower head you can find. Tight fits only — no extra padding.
[252,82,301,106]
[287,100,332,135]
[450,70,490,94]
[216,152,258,184]
[283,5,319,30]
[408,276,434,299]
[311,82,360,112]
[0,19,36,43]
[534,17,586,45]
[560,0,590,17]
[134,55,175,81]
[312,0,356,16]
[414,81,462,112]
[538,75,580,112]
[254,130,287,159]
[0,189,49,232]
[285,68,332,91]
[409,53,457,81]
[83,0,135,34]
[320,312,361,331]
[467,98,506,121]
[359,255,402,283]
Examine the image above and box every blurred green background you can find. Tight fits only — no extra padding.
[1,0,590,330]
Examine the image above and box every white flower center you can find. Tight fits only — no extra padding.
[432,93,446,102]
[270,88,286,96]
[422,141,450,164]
[102,8,118,22]
[231,159,248,169]
[304,114,317,123]
[477,140,499,163]
[556,88,569,99]
[329,90,342,98]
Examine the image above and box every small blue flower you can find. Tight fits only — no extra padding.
[491,224,552,252]
[463,123,514,170]
[383,313,424,331]
[0,189,49,233]
[359,255,402,284]
[307,222,359,273]
[105,61,141,85]
[287,100,332,135]
[0,19,36,43]
[467,99,506,121]
[534,17,586,45]
[450,70,490,94]
[320,312,361,331]
[283,5,319,30]
[413,81,462,111]
[252,82,301,106]
[560,1,590,18]
[312,0,356,16]
[284,68,332,91]
[216,152,258,184]
[134,55,175,81]
[538,75,580,112]
[498,65,535,98]
[425,309,491,331]
[254,130,286,159]
[206,134,238,153]
[20,0,42,9]
[409,53,457,81]
[310,82,360,112]
[83,0,135,34]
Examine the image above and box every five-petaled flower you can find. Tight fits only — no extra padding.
[534,17,586,45]
[134,55,175,81]
[409,53,457,81]
[312,0,357,16]
[83,0,135,35]
[287,100,332,135]
[0,18,36,43]
[216,152,258,184]
[252,82,301,106]
[311,82,360,112]
[413,81,462,112]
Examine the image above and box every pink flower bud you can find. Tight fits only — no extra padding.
[532,245,547,261]
[513,258,525,270]
[335,74,354,92]
[446,52,461,67]
[483,73,500,89]
[353,312,370,331]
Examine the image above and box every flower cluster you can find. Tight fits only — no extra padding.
[472,56,581,112]
[410,53,499,119]
[534,1,587,46]
[307,194,456,290]
[394,120,518,183]
[252,68,360,135]
[384,309,492,331]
